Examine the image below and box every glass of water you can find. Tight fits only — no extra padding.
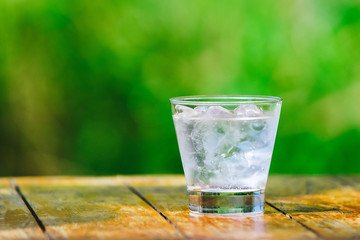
[170,95,282,215]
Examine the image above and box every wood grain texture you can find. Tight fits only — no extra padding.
[15,178,183,240]
[127,176,317,239]
[15,177,119,186]
[267,176,360,239]
[0,179,44,240]
[8,175,360,240]
[15,175,186,187]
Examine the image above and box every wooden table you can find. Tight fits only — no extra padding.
[1,175,359,239]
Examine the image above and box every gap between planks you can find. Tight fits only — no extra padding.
[265,201,325,239]
[128,184,324,240]
[266,175,360,239]
[127,185,190,240]
[9,178,188,240]
[10,179,53,240]
[8,177,344,240]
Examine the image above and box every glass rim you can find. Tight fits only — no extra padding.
[170,95,282,105]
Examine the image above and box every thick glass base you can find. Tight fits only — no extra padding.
[188,189,264,215]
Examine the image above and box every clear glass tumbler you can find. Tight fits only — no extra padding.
[170,95,282,214]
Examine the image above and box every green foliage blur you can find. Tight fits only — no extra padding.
[0,0,359,176]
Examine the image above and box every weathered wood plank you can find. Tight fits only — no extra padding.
[15,178,183,240]
[267,176,360,239]
[127,176,318,239]
[15,175,186,187]
[12,175,360,239]
[0,179,44,240]
[15,176,118,186]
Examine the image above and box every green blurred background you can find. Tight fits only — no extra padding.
[0,0,359,176]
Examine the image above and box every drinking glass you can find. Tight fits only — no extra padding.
[170,95,282,214]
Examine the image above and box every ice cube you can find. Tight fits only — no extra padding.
[175,105,196,117]
[191,119,225,165]
[205,106,233,118]
[234,105,263,117]
[194,106,208,115]
[218,155,248,181]
[233,106,246,117]
[235,141,256,163]
[223,141,255,157]
[251,120,266,131]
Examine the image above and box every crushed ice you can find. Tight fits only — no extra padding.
[175,105,264,118]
